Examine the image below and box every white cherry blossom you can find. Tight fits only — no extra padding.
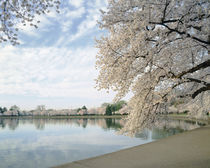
[96,0,210,134]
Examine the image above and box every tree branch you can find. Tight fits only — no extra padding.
[174,59,210,78]
[162,0,170,22]
[192,86,210,99]
[149,19,210,45]
[186,78,209,87]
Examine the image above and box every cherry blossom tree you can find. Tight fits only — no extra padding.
[0,0,60,45]
[96,0,210,134]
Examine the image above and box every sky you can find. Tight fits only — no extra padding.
[0,0,116,110]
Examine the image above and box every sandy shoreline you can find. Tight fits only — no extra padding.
[53,125,210,168]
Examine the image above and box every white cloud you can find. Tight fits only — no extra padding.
[53,0,108,45]
[61,20,73,32]
[66,6,85,18]
[68,18,97,42]
[0,45,114,108]
[69,0,84,8]
[0,0,114,109]
[60,6,85,32]
[67,1,106,42]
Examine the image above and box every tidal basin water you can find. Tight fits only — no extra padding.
[0,118,201,168]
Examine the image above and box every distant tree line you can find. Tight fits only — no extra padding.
[0,103,129,117]
[77,105,87,113]
[0,105,21,115]
[0,107,7,113]
[104,100,127,115]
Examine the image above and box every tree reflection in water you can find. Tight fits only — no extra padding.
[0,117,205,168]
[0,117,204,135]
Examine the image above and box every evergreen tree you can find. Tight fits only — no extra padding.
[105,105,112,115]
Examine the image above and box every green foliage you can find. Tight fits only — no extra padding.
[101,102,109,108]
[3,107,7,112]
[105,100,127,115]
[105,118,123,130]
[77,108,81,113]
[82,106,87,110]
[10,105,20,111]
[183,110,189,114]
[77,106,87,113]
[0,107,7,113]
[105,105,112,115]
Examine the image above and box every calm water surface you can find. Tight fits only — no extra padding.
[0,118,201,168]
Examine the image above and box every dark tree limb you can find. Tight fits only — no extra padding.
[175,59,210,78]
[162,0,170,22]
[186,78,209,87]
[176,78,210,99]
[149,18,210,45]
[192,86,210,99]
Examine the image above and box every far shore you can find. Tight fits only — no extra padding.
[0,114,209,124]
[0,114,127,119]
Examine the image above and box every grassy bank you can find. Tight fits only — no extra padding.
[166,114,210,125]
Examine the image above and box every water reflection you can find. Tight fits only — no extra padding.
[0,118,202,168]
[0,118,203,132]
[0,118,126,131]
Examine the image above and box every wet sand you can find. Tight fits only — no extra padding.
[53,125,210,168]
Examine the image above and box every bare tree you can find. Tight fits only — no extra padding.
[96,0,210,134]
